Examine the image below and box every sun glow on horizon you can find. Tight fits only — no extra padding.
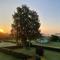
[0,29,4,33]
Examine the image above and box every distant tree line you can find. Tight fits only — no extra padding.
[50,35,60,42]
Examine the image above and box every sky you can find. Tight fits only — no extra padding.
[0,0,60,35]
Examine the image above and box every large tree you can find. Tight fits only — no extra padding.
[11,5,41,46]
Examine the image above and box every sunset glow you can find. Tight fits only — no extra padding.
[0,29,4,33]
[0,0,60,34]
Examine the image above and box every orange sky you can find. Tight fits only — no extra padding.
[0,25,11,33]
[0,0,60,35]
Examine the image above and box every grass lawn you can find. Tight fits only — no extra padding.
[1,40,60,60]
[0,52,22,60]
[12,47,47,60]
[0,47,60,60]
[13,47,60,60]
[8,40,60,47]
[12,47,36,56]
[0,42,16,47]
[44,50,60,60]
[31,40,60,48]
[43,42,60,47]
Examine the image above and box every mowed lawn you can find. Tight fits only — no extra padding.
[31,40,60,48]
[0,52,22,60]
[12,47,60,60]
[12,47,36,56]
[8,40,60,47]
[0,41,60,60]
[0,42,16,47]
[0,47,59,60]
[44,50,60,60]
[42,42,60,47]
[12,47,45,60]
[1,40,60,60]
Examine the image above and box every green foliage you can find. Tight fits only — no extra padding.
[11,5,41,46]
[50,35,60,42]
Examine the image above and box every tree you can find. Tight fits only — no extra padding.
[50,35,60,42]
[11,5,41,47]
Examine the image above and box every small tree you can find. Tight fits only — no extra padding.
[11,5,41,47]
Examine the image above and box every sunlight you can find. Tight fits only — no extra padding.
[0,29,4,33]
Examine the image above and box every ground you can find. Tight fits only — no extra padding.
[31,40,60,47]
[0,52,22,60]
[44,50,60,60]
[0,42,16,47]
[8,39,60,47]
[0,40,60,60]
[12,47,36,56]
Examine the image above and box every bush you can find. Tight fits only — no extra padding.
[50,35,60,42]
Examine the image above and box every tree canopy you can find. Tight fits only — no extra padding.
[11,5,41,46]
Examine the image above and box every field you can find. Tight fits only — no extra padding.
[0,41,60,60]
[42,42,60,47]
[0,47,60,60]
[8,40,60,47]
[0,52,22,60]
[31,40,60,47]
[12,47,36,56]
[12,47,60,60]
[0,42,16,47]
[45,50,60,60]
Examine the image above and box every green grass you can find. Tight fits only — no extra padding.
[12,47,36,56]
[12,47,46,60]
[1,40,60,60]
[44,50,60,60]
[32,40,60,48]
[0,45,59,60]
[8,40,60,47]
[0,52,22,60]
[32,41,60,60]
[0,42,16,47]
[42,42,60,47]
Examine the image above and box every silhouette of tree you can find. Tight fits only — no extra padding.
[11,5,41,46]
[50,35,60,42]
